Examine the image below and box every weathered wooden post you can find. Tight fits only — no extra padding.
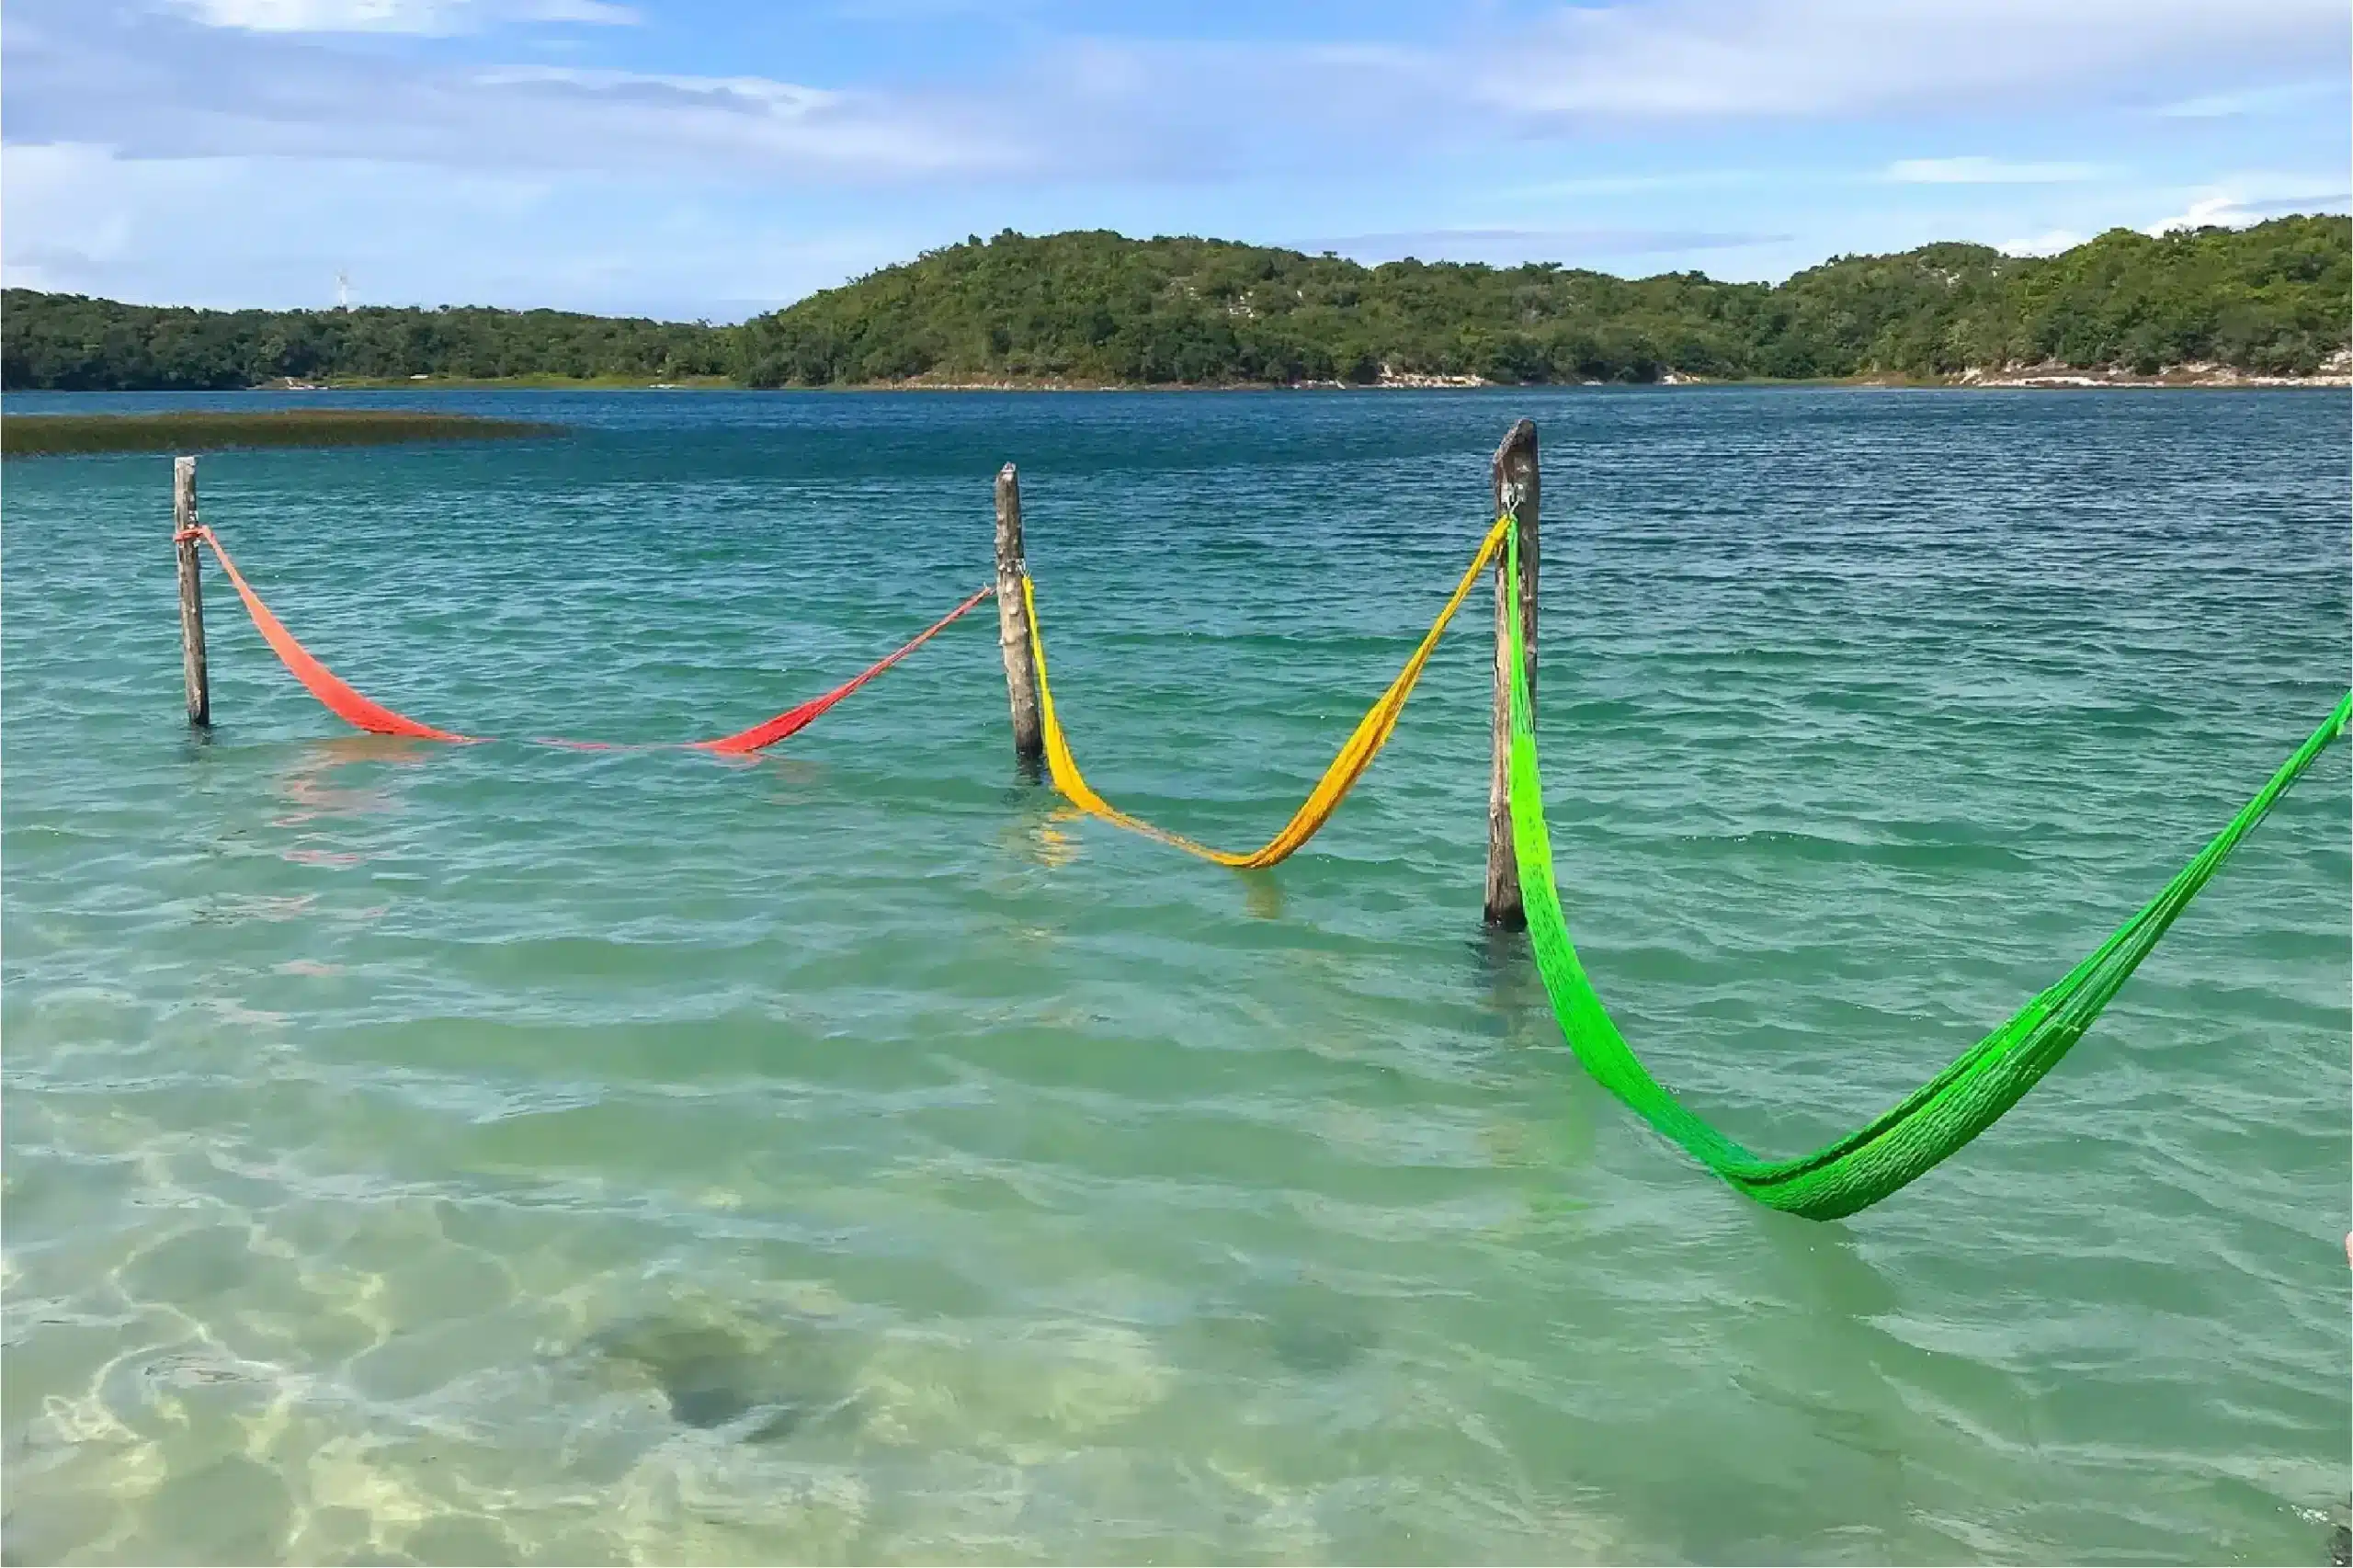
[994,462,1044,766]
[175,455,210,727]
[1483,420,1539,927]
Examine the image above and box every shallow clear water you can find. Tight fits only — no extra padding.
[4,387,2347,1565]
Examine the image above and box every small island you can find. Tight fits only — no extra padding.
[1,408,566,458]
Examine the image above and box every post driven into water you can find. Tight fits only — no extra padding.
[1484,419,1540,927]
[174,455,210,728]
[994,462,1045,767]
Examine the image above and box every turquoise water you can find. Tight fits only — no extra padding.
[4,388,2347,1564]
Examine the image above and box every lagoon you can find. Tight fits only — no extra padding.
[4,386,2347,1563]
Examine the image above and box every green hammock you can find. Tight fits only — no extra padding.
[1501,523,2352,1220]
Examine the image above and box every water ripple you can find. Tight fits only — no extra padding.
[4,387,2347,1564]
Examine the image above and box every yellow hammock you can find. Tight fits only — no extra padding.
[1020,515,1511,868]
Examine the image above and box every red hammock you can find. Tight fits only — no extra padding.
[182,526,991,753]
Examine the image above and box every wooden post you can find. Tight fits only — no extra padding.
[175,456,210,727]
[994,462,1044,766]
[1483,419,1539,928]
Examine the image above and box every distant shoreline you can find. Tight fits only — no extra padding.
[140,365,2353,392]
[12,217,2345,392]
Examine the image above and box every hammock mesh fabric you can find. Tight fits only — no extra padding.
[188,525,988,752]
[1500,520,2353,1219]
[1021,515,1510,869]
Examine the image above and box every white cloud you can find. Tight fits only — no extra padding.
[167,0,634,32]
[0,141,895,316]
[2143,176,2352,233]
[1887,157,2101,185]
[471,65,840,116]
[527,0,637,20]
[1483,0,2346,119]
[26,2,2341,197]
[8,17,1024,183]
[1996,229,2087,256]
[456,65,1017,176]
[1502,170,1757,199]
[1306,225,1788,262]
[2147,195,2260,233]
[2155,79,2337,118]
[173,0,461,29]
[8,0,2347,317]
[5,18,1467,188]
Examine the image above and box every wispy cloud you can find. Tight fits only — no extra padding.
[464,65,1006,174]
[1483,0,2346,119]
[6,0,2347,318]
[1996,229,2088,256]
[1501,170,1759,200]
[2155,79,2339,118]
[824,0,1029,18]
[532,0,636,20]
[171,0,466,29]
[2147,196,2248,233]
[2143,179,2352,233]
[0,140,897,316]
[1887,157,2102,185]
[7,19,1442,187]
[1306,227,1789,263]
[23,2,2343,189]
[9,17,1024,179]
[167,0,635,32]
[471,65,836,114]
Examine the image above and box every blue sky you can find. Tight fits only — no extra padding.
[6,0,2347,321]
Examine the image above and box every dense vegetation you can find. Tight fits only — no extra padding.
[737,217,2348,384]
[2,410,563,457]
[1,300,724,391]
[6,215,2344,391]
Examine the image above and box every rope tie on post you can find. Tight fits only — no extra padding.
[174,458,210,726]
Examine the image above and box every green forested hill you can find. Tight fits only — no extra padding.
[735,217,2348,384]
[0,299,729,391]
[6,216,2344,391]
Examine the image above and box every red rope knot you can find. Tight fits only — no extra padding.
[174,527,205,543]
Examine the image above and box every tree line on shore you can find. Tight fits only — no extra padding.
[6,215,2344,392]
